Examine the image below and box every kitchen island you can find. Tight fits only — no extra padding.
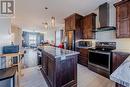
[38,46,79,87]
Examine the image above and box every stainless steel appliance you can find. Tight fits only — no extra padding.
[66,30,75,51]
[88,42,116,77]
[76,41,92,48]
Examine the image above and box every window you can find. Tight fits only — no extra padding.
[29,34,36,46]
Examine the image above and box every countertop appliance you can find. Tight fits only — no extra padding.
[76,41,92,48]
[88,42,116,77]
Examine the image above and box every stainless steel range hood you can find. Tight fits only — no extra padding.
[96,2,116,31]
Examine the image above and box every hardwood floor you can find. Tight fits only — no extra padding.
[23,48,38,68]
[21,67,48,87]
[21,65,115,87]
[77,64,115,87]
[20,49,115,87]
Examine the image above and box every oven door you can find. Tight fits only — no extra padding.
[88,50,111,71]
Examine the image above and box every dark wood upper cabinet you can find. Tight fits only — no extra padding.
[65,13,96,40]
[65,13,83,31]
[82,13,96,39]
[65,13,83,40]
[114,0,130,38]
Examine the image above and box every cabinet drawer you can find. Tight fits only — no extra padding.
[78,55,88,66]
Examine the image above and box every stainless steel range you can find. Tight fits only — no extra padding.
[88,42,116,77]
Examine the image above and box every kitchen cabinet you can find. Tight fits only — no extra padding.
[40,46,79,87]
[82,13,96,39]
[111,52,129,73]
[65,13,83,40]
[76,48,89,66]
[116,83,125,87]
[114,0,130,38]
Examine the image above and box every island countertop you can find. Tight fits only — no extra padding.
[39,46,79,87]
[110,55,130,87]
[112,49,130,54]
[38,46,79,59]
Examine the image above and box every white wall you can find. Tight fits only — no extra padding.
[0,18,12,53]
[44,29,56,43]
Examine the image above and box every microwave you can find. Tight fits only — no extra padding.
[76,41,92,47]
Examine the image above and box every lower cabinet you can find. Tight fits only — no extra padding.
[116,83,125,87]
[76,48,89,66]
[47,58,54,86]
[111,52,129,73]
[111,52,129,87]
[41,51,78,87]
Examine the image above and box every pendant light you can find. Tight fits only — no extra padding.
[42,7,56,29]
[51,16,55,28]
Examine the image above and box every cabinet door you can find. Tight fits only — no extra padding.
[83,17,88,39]
[116,83,125,87]
[75,28,82,40]
[112,52,129,73]
[83,16,93,39]
[70,15,76,30]
[41,53,45,69]
[47,57,54,86]
[116,1,130,38]
[116,2,129,21]
[82,14,96,39]
[117,19,130,38]
[78,48,88,66]
[65,18,70,31]
[65,15,76,31]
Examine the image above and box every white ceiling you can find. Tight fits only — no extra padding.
[12,0,116,31]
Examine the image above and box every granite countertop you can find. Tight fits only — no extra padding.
[0,66,17,81]
[112,49,130,54]
[110,55,130,87]
[38,46,79,59]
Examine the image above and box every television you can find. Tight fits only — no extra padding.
[2,45,19,54]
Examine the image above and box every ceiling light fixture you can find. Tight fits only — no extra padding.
[51,16,55,28]
[42,7,56,29]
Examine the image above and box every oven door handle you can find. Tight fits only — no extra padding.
[88,50,111,55]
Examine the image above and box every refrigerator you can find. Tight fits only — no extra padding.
[66,30,75,51]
